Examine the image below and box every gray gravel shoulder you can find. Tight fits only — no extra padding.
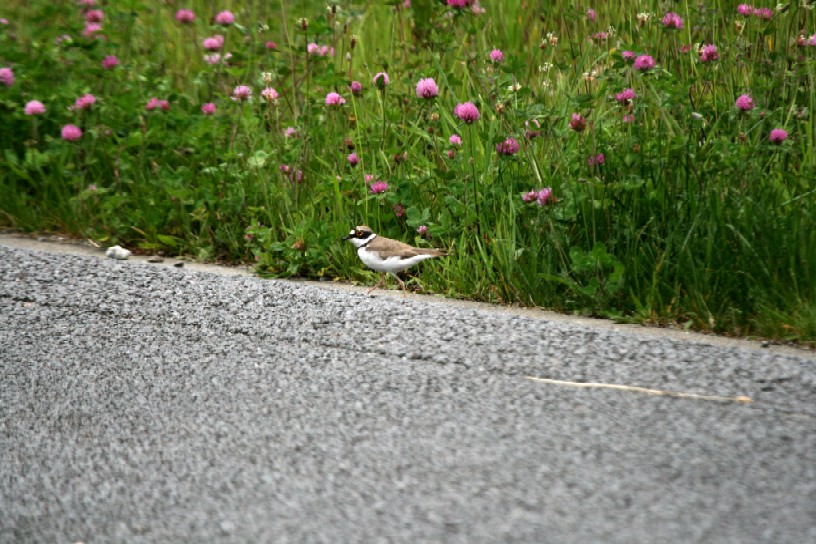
[1,238,814,543]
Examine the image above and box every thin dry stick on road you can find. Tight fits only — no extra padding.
[524,376,754,403]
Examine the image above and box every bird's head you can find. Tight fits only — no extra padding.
[343,226,377,248]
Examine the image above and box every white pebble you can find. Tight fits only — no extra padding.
[105,245,132,260]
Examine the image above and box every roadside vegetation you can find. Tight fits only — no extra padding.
[2,0,815,342]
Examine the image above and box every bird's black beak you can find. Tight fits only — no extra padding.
[342,234,352,240]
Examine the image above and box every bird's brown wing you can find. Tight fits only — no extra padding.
[368,237,446,259]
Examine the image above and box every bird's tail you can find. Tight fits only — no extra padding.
[424,249,448,257]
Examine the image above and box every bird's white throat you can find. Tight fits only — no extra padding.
[347,232,376,248]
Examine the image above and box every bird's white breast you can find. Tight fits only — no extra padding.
[357,247,436,274]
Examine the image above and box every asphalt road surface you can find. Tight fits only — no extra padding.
[1,239,815,543]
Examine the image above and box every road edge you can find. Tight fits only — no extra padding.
[1,232,813,360]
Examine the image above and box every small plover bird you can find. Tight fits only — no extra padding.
[343,225,447,294]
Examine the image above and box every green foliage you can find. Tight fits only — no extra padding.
[566,242,625,304]
[1,0,815,342]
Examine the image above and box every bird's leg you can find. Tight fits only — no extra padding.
[392,273,408,295]
[367,273,387,294]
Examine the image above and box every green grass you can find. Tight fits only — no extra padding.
[1,0,815,343]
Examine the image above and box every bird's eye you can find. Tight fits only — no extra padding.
[355,230,364,237]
